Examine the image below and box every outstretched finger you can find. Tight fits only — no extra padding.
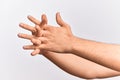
[56,12,66,27]
[23,45,36,50]
[27,15,40,25]
[19,23,36,33]
[27,15,48,29]
[18,33,33,40]
[40,14,48,27]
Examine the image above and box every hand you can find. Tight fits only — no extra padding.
[24,13,76,53]
[18,14,48,56]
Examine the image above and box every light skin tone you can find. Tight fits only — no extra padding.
[18,13,120,79]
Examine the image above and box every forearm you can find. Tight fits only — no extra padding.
[72,37,120,71]
[43,52,120,79]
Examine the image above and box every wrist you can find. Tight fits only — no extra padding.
[71,36,82,54]
[71,36,87,56]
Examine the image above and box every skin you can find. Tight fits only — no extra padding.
[18,12,120,79]
[19,13,75,53]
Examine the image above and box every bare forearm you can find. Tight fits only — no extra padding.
[43,52,120,79]
[18,13,120,78]
[72,37,120,71]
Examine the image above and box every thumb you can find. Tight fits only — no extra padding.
[56,12,66,27]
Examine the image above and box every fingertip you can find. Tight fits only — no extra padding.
[41,14,46,17]
[19,23,23,27]
[31,38,35,43]
[56,12,64,26]
[23,46,26,49]
[17,33,22,38]
[35,25,40,29]
[56,12,60,16]
[31,49,40,56]
[31,53,36,56]
[56,12,61,18]
[41,13,47,18]
[27,15,34,21]
[41,14,48,25]
[27,15,32,19]
[22,46,25,49]
[17,33,20,37]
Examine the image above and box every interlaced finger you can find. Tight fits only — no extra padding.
[19,23,36,34]
[23,45,37,50]
[27,15,41,25]
[31,49,40,56]
[18,33,33,40]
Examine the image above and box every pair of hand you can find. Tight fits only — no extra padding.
[18,12,75,56]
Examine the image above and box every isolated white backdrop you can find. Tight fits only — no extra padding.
[0,0,120,80]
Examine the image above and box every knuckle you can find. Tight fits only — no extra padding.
[32,28,36,33]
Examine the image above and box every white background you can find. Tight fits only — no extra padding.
[0,0,120,80]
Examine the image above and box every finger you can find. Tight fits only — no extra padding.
[56,12,66,27]
[27,15,41,25]
[31,49,40,56]
[40,14,48,27]
[28,15,48,29]
[19,23,36,33]
[23,44,46,51]
[23,45,36,50]
[35,25,51,37]
[18,33,33,40]
[31,38,41,45]
[31,36,48,45]
[35,25,42,36]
